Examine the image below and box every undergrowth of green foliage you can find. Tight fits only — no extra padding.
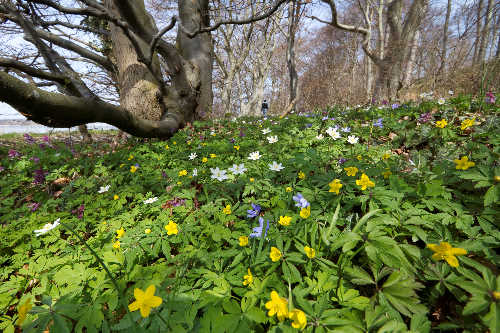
[0,94,499,333]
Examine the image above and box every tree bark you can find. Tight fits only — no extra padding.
[106,0,164,121]
[437,0,451,76]
[178,0,213,119]
[473,0,484,64]
[287,0,300,112]
[477,0,494,63]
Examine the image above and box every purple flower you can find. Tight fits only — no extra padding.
[39,143,47,149]
[306,123,313,128]
[28,202,41,212]
[72,204,85,219]
[341,127,351,133]
[292,193,310,208]
[322,116,329,121]
[382,100,388,105]
[249,217,269,238]
[8,149,21,159]
[24,134,36,144]
[247,203,261,218]
[373,118,383,128]
[239,129,246,137]
[162,171,167,178]
[338,158,347,165]
[30,156,40,164]
[485,91,496,104]
[42,135,50,143]
[33,168,48,185]
[391,103,400,109]
[371,97,377,104]
[418,112,432,123]
[0,166,4,172]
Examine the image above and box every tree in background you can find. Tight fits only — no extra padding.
[0,0,287,137]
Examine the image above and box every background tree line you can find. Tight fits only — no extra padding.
[0,0,498,138]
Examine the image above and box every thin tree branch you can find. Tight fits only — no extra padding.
[0,57,68,84]
[181,0,289,38]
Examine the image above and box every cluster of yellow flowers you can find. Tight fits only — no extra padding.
[434,117,476,130]
[265,291,307,329]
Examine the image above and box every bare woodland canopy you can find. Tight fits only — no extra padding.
[0,0,498,138]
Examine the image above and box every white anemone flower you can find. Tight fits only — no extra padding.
[192,168,198,177]
[261,128,271,135]
[316,134,324,140]
[269,161,284,172]
[210,167,228,181]
[98,185,110,193]
[449,90,454,95]
[347,135,359,144]
[267,135,278,144]
[189,152,197,160]
[144,197,158,204]
[437,98,445,105]
[248,151,261,160]
[326,127,341,139]
[228,164,247,175]
[34,218,61,237]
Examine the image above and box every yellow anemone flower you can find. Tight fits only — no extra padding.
[270,247,282,262]
[165,220,178,235]
[356,173,375,190]
[304,246,316,259]
[243,269,253,286]
[454,156,475,170]
[289,309,307,330]
[128,285,163,318]
[427,242,467,267]
[265,291,288,321]
[328,179,342,194]
[239,236,249,246]
[344,166,358,176]
[278,216,291,226]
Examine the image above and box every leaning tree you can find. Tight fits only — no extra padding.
[0,0,287,138]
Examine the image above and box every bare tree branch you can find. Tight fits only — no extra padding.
[181,0,289,38]
[0,57,68,84]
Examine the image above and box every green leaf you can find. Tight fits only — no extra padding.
[483,302,500,333]
[244,307,267,323]
[462,295,490,315]
[484,185,498,207]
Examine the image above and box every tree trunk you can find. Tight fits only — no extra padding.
[496,13,500,58]
[473,0,484,64]
[78,125,93,142]
[477,0,494,63]
[178,0,213,119]
[437,0,451,76]
[402,29,419,88]
[377,0,385,60]
[373,0,427,101]
[287,0,300,112]
[106,0,164,122]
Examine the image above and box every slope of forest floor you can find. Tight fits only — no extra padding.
[0,94,499,333]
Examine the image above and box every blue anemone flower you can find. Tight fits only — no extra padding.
[249,217,269,238]
[247,203,261,218]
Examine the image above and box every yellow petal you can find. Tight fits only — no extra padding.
[139,305,152,318]
[445,255,459,267]
[134,288,145,301]
[128,301,140,312]
[145,285,156,298]
[145,295,162,308]
[450,247,467,256]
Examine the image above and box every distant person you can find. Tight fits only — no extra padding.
[261,99,269,117]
